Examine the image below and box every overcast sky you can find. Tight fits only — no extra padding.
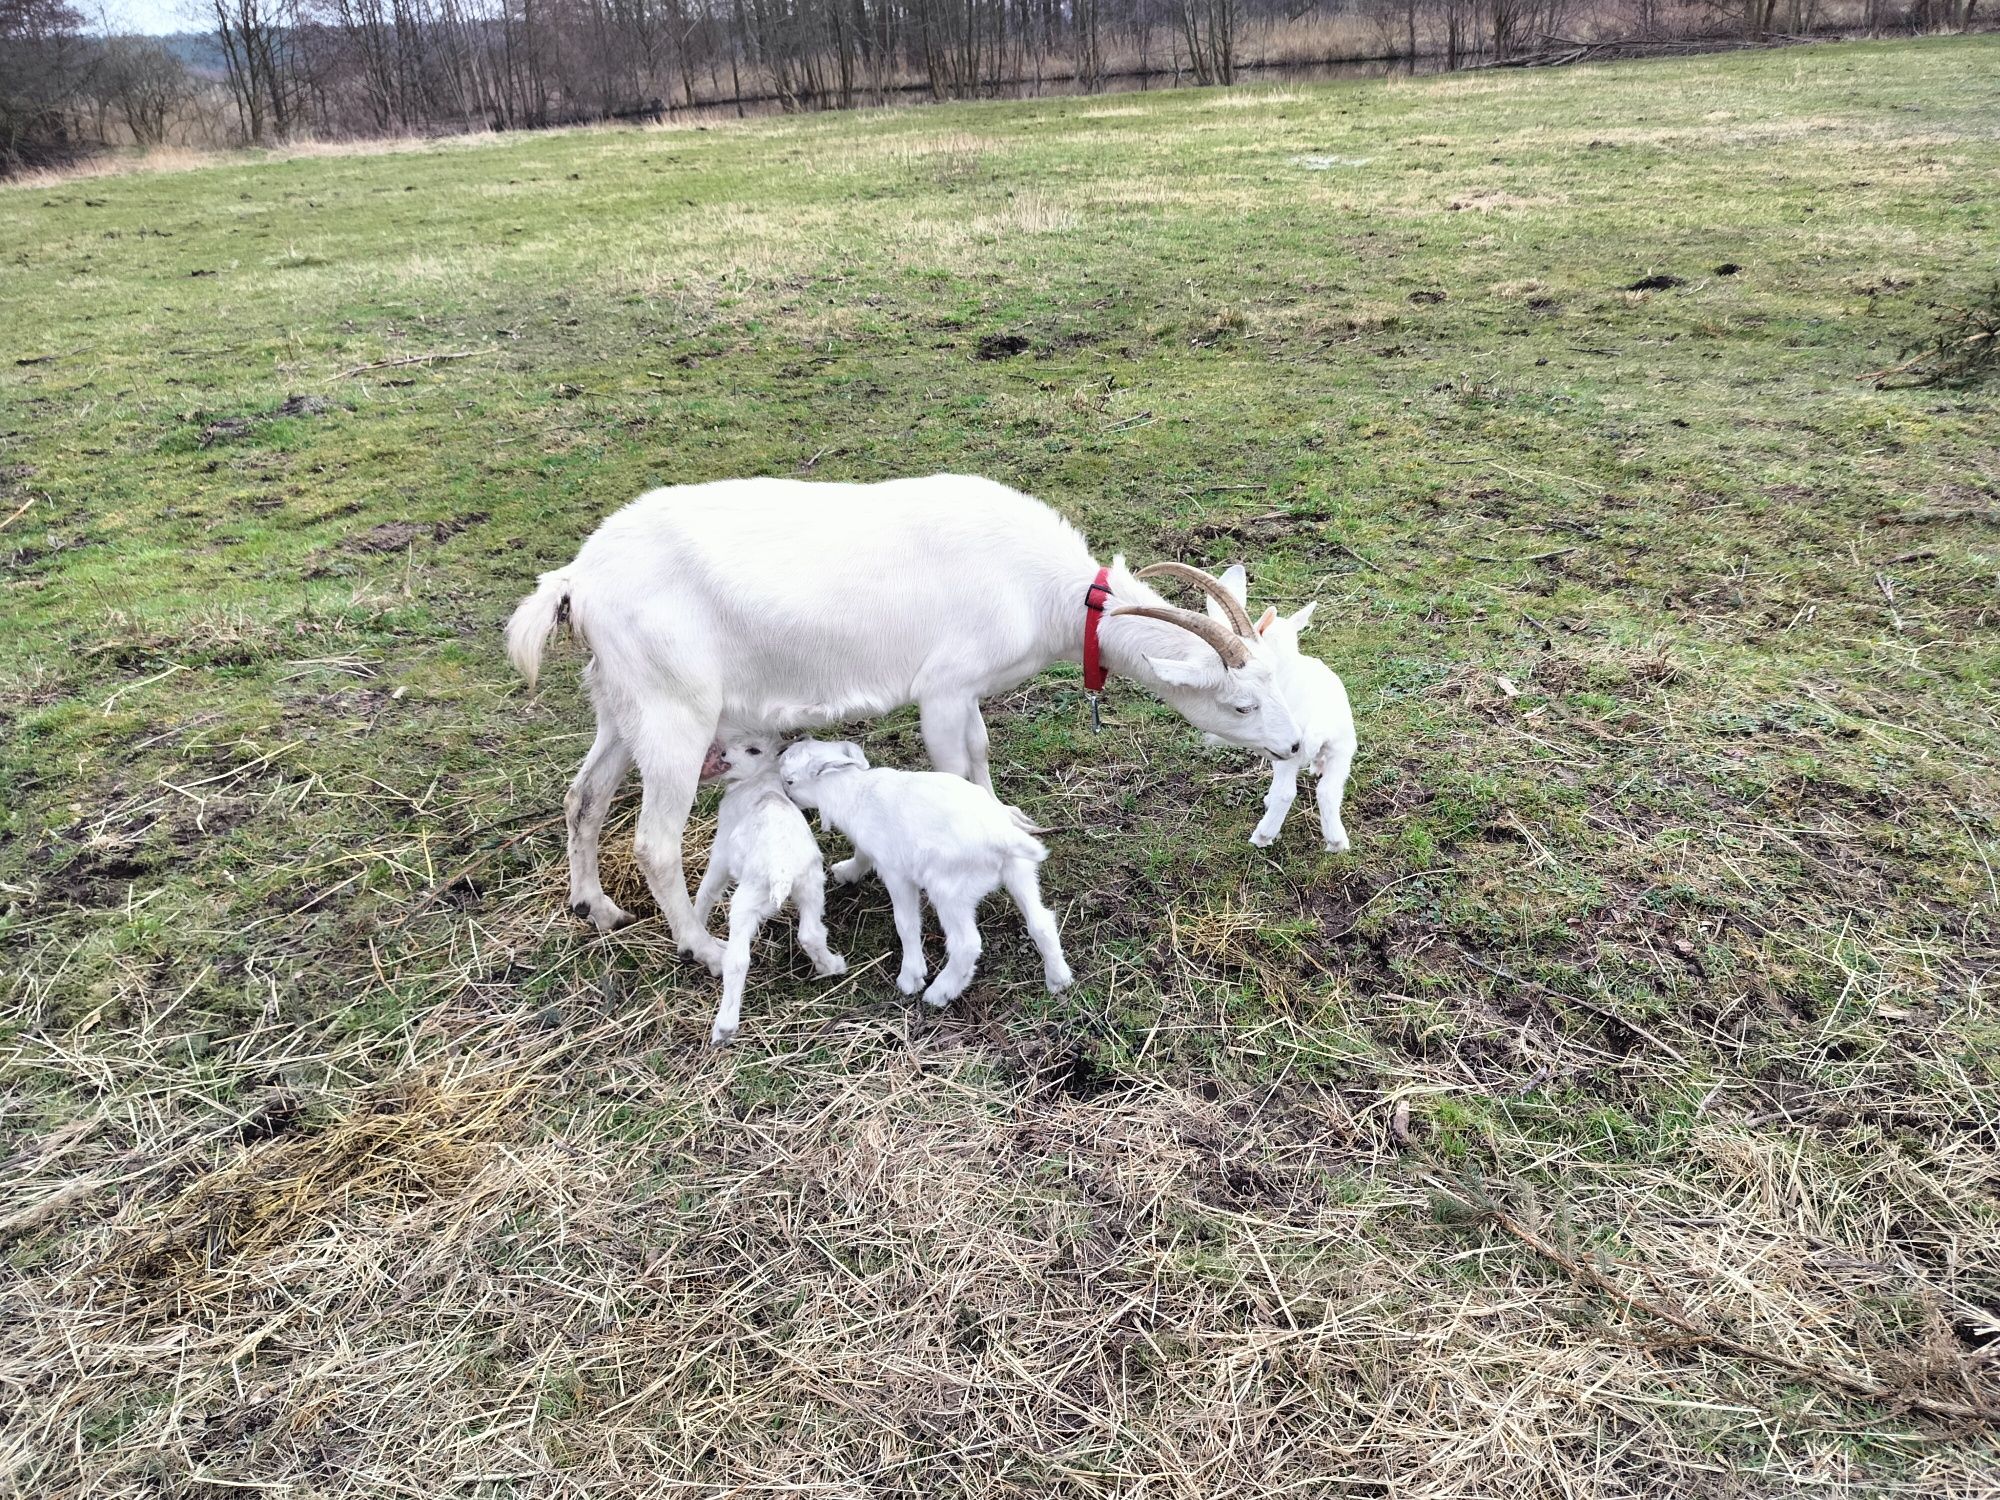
[98,0,199,34]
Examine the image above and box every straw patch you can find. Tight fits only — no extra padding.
[96,1066,532,1301]
[1204,89,1308,109]
[971,192,1081,236]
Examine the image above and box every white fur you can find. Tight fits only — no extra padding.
[778,739,1073,1008]
[1207,566,1358,852]
[505,475,1301,965]
[691,734,846,1046]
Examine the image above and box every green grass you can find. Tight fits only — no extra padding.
[4,37,1999,1498]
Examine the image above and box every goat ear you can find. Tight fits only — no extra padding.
[1203,565,1251,627]
[1145,654,1220,690]
[1255,606,1278,636]
[1287,602,1318,634]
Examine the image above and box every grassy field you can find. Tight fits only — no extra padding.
[5,36,2000,1498]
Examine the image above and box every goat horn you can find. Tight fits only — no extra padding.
[1110,605,1249,669]
[1137,561,1257,637]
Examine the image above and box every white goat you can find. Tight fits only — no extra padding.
[505,476,1301,971]
[1204,566,1357,852]
[691,732,846,1047]
[778,739,1072,1008]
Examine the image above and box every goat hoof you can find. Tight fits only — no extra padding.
[709,1024,737,1048]
[1324,837,1350,854]
[814,954,848,978]
[1045,963,1074,994]
[921,985,959,1009]
[575,899,636,932]
[831,859,867,886]
[1249,831,1277,848]
[897,969,927,996]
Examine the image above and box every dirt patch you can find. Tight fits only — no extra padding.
[47,846,156,907]
[973,1017,1132,1102]
[283,684,394,725]
[345,512,487,553]
[197,416,255,446]
[236,1089,308,1144]
[1625,273,1685,292]
[1184,506,1331,546]
[192,394,335,447]
[974,332,1030,360]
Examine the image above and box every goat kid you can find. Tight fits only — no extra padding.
[692,734,847,1046]
[504,476,1301,970]
[1202,566,1357,852]
[778,739,1072,1008]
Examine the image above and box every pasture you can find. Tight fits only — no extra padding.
[4,36,1999,1497]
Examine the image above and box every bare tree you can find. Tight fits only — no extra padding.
[1179,0,1237,83]
[212,0,311,141]
[125,0,1973,152]
[95,36,194,144]
[1,0,96,168]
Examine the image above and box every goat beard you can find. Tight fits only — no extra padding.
[698,741,728,781]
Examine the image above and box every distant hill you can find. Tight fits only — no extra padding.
[150,30,228,76]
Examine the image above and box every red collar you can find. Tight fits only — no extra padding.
[1082,566,1113,692]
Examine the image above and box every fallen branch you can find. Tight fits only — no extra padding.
[1868,282,2000,388]
[1437,456,1608,495]
[333,348,494,380]
[1460,546,1580,564]
[1867,328,2000,387]
[1454,1185,2000,1426]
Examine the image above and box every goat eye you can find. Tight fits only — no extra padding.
[747,747,761,756]
[1235,704,1252,715]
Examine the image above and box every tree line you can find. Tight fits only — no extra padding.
[2,0,1985,167]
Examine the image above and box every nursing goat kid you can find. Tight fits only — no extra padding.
[1202,566,1357,852]
[779,739,1072,1007]
[692,733,847,1048]
[505,476,1301,971]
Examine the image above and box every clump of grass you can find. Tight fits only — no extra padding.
[1189,306,1246,347]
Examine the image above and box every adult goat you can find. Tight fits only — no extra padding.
[506,474,1300,970]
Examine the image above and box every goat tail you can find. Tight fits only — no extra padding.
[505,568,575,688]
[1000,801,1056,843]
[995,805,1051,865]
